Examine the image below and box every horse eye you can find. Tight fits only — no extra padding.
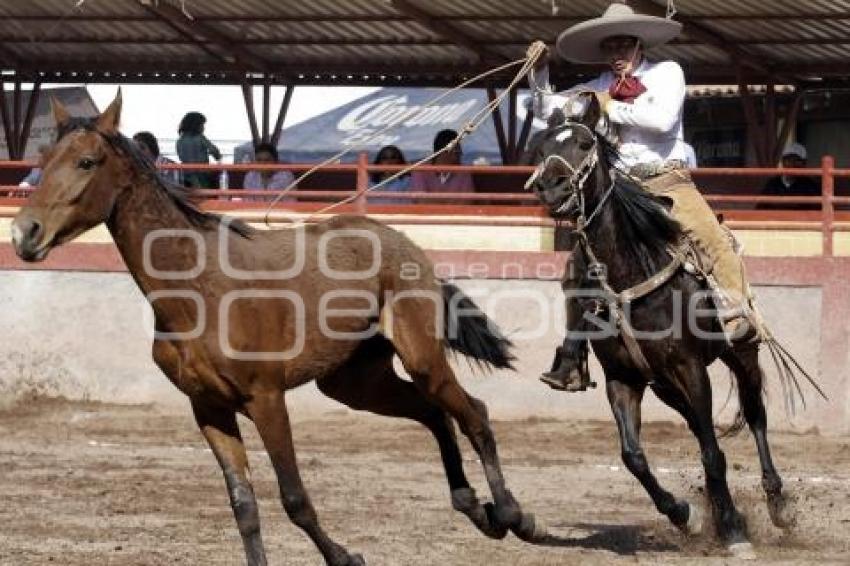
[579,140,594,151]
[77,158,96,170]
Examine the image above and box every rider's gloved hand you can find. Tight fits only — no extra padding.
[527,40,550,70]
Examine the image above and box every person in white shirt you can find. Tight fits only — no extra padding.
[532,3,756,392]
[242,142,296,202]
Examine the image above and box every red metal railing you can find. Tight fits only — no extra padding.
[1,153,847,256]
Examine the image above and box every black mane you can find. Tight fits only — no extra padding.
[57,118,253,238]
[598,137,682,275]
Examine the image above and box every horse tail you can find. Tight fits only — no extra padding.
[441,282,515,370]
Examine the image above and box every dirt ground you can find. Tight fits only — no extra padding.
[0,398,847,565]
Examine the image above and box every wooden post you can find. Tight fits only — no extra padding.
[737,68,768,166]
[261,80,270,143]
[12,79,22,159]
[18,80,41,158]
[0,80,15,159]
[772,91,803,165]
[271,84,294,147]
[507,86,518,162]
[240,82,260,147]
[765,82,777,163]
[355,151,369,214]
[822,155,835,258]
[516,108,535,163]
[486,86,509,164]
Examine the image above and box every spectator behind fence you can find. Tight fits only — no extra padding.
[410,129,474,194]
[759,142,820,210]
[18,144,50,188]
[370,145,411,204]
[133,131,182,186]
[176,111,221,188]
[243,142,296,201]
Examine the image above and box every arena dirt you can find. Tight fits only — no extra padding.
[0,398,847,565]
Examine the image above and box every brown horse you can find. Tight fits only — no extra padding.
[11,92,542,565]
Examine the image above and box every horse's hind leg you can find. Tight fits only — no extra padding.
[653,369,751,557]
[721,346,795,529]
[317,335,508,539]
[192,402,267,566]
[246,391,363,566]
[606,379,697,533]
[389,305,543,542]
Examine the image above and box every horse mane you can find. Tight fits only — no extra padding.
[57,119,253,238]
[598,137,682,275]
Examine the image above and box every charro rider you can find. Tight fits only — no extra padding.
[530,3,757,391]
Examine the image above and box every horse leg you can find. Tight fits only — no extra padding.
[721,346,795,528]
[192,401,267,566]
[606,379,697,533]
[316,336,508,539]
[390,311,542,542]
[653,371,752,557]
[247,391,363,566]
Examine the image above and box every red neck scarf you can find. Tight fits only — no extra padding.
[609,76,647,103]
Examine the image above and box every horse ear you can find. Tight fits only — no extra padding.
[581,92,602,130]
[51,96,70,127]
[96,88,122,132]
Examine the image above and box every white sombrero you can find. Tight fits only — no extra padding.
[556,3,682,64]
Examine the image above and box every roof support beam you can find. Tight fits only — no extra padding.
[389,0,507,64]
[516,108,535,163]
[625,0,780,79]
[271,85,294,147]
[262,80,271,143]
[140,1,268,71]
[486,86,510,164]
[18,80,41,158]
[0,81,15,159]
[241,82,261,146]
[772,92,803,165]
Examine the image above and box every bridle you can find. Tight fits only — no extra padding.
[525,120,615,227]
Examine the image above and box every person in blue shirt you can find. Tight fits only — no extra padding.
[176,111,221,188]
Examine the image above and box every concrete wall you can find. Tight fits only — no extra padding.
[0,271,835,433]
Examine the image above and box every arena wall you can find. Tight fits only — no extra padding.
[0,269,837,434]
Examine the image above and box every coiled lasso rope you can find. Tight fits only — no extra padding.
[262,41,548,226]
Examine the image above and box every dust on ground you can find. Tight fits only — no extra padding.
[0,398,848,565]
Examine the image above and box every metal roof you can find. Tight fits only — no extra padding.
[2,0,850,87]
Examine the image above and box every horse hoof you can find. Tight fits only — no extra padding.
[346,553,366,566]
[510,512,548,543]
[451,489,508,539]
[482,502,510,540]
[727,542,757,560]
[768,495,797,530]
[680,502,703,536]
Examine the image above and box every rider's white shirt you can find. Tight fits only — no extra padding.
[530,59,689,169]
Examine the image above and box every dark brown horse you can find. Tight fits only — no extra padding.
[528,95,815,559]
[11,92,543,565]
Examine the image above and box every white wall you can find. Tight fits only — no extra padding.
[0,271,833,433]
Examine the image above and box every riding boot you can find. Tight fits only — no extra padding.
[540,338,592,391]
[542,245,595,392]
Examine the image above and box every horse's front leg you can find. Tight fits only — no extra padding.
[192,401,267,566]
[247,390,364,566]
[606,378,700,534]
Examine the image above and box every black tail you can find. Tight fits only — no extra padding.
[441,283,515,370]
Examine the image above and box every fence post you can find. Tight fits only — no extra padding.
[822,155,835,258]
[355,151,369,214]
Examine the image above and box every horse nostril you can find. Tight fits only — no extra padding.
[27,219,42,240]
